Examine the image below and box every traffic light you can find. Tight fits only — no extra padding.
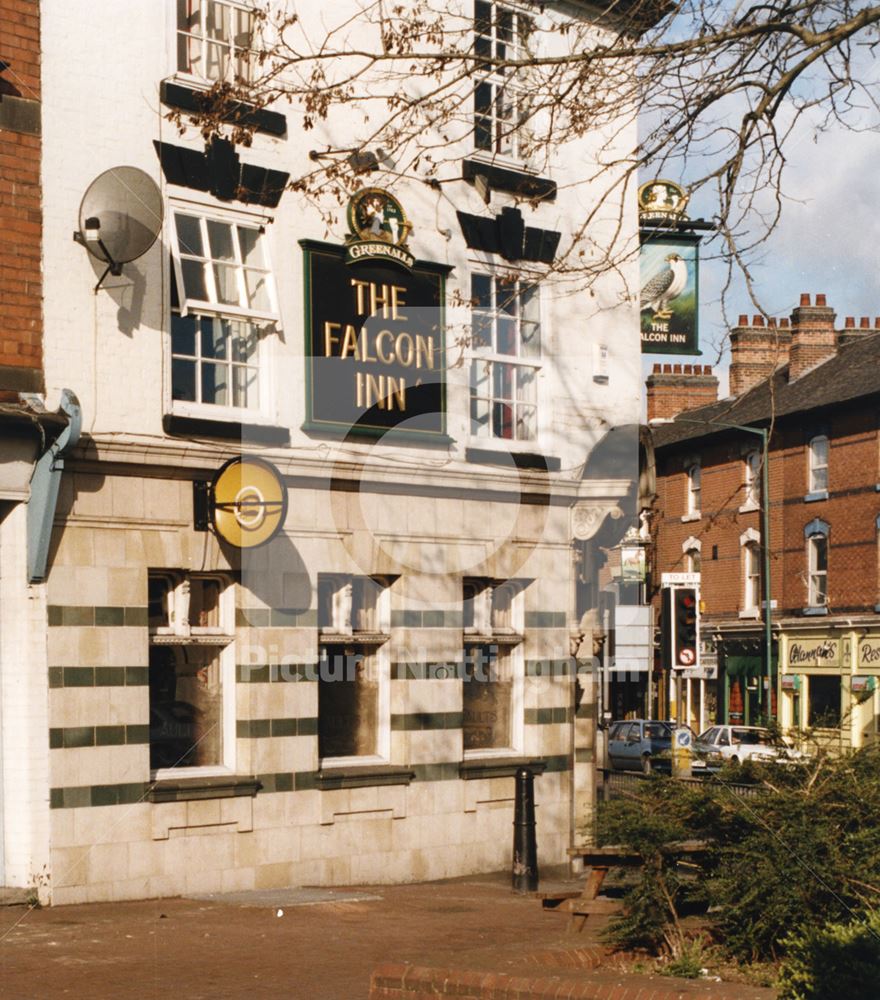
[673,587,699,667]
[661,586,700,669]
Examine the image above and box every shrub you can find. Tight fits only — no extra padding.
[777,910,880,1000]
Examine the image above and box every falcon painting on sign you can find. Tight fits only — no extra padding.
[640,237,700,355]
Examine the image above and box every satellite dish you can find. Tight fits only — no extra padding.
[74,166,163,288]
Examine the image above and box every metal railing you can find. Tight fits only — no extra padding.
[600,768,761,799]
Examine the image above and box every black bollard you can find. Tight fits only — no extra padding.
[511,766,538,893]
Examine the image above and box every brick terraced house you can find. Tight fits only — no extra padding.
[649,295,880,748]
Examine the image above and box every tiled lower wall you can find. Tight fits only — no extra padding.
[45,470,581,904]
[49,767,572,905]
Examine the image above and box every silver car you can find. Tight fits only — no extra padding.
[693,725,801,766]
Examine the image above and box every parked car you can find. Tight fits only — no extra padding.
[607,719,678,773]
[692,725,803,768]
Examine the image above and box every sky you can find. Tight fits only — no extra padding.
[641,74,880,400]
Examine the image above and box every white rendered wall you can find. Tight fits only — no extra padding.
[40,0,641,473]
[0,503,51,894]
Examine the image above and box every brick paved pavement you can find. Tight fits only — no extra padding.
[0,875,776,1000]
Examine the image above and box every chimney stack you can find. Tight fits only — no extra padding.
[837,314,880,348]
[729,314,791,396]
[646,363,719,421]
[788,293,836,380]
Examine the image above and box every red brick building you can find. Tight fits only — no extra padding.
[649,295,880,746]
[0,0,42,395]
[1,0,46,512]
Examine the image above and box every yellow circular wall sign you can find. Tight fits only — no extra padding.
[211,457,287,549]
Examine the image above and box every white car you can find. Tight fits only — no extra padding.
[693,725,803,767]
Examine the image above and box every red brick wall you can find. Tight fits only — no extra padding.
[645,364,718,422]
[0,0,43,394]
[653,404,880,620]
[728,316,791,396]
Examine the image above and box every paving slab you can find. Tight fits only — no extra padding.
[0,874,777,1000]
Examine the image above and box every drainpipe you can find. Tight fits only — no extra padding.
[27,390,82,583]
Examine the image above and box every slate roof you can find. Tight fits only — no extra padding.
[650,332,880,450]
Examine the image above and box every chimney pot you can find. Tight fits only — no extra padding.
[738,314,749,326]
[800,293,811,306]
[875,318,880,329]
[768,317,777,328]
[780,318,790,329]
[753,315,765,327]
[652,363,661,372]
[673,364,682,373]
[861,317,871,329]
[684,364,692,374]
[845,317,855,328]
[816,294,827,307]
[663,363,672,373]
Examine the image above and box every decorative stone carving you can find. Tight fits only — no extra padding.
[571,503,623,541]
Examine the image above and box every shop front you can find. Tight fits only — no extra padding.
[705,633,777,728]
[780,630,880,750]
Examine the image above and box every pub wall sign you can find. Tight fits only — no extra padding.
[300,190,451,440]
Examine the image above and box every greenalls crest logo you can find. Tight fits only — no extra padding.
[638,179,689,224]
[345,187,415,270]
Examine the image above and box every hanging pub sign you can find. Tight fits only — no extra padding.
[205,456,288,549]
[638,179,701,356]
[300,193,450,440]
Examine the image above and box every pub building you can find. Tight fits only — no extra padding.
[0,1,651,904]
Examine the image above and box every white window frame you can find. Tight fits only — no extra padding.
[472,0,534,166]
[743,542,761,613]
[148,572,236,781]
[462,578,526,760]
[742,449,761,510]
[808,435,829,494]
[316,574,391,768]
[170,206,279,324]
[686,463,701,517]
[682,536,701,575]
[168,202,278,422]
[808,532,828,607]
[174,0,256,87]
[468,269,542,446]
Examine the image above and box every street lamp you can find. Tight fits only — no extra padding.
[650,417,773,722]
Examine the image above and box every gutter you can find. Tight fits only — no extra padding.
[26,389,82,583]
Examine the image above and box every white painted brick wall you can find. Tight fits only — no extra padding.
[0,503,51,893]
[40,0,640,465]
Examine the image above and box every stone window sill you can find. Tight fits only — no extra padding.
[738,502,760,514]
[738,608,760,619]
[315,764,415,790]
[465,447,561,473]
[160,79,287,137]
[148,774,260,803]
[680,513,701,523]
[804,490,828,503]
[163,414,290,445]
[459,757,547,780]
[801,606,829,617]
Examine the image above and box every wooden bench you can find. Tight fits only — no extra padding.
[539,842,709,932]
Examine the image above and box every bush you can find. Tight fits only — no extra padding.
[777,910,880,1000]
[596,748,880,969]
[659,935,711,979]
